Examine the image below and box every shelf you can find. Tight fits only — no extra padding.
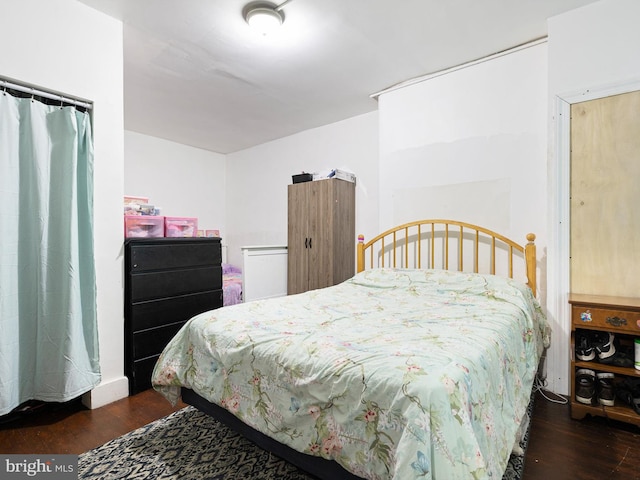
[570,294,640,428]
[570,399,640,427]
[573,360,640,377]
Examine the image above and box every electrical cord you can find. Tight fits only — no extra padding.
[531,348,568,404]
[532,374,568,405]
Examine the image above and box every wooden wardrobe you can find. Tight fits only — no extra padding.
[287,178,355,295]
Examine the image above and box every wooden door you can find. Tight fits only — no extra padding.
[287,182,309,294]
[331,179,356,284]
[288,180,335,294]
[307,179,356,290]
[307,180,333,291]
[570,90,640,296]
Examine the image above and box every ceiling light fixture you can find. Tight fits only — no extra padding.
[243,1,292,35]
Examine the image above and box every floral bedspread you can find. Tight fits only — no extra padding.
[152,268,550,480]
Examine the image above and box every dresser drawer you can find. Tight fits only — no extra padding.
[129,355,160,394]
[128,239,221,272]
[129,266,222,302]
[571,305,640,334]
[132,321,187,360]
[129,290,222,332]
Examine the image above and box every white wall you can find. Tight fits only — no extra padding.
[378,41,548,279]
[125,131,226,235]
[224,111,379,268]
[377,42,553,383]
[0,0,127,406]
[548,0,640,96]
[545,0,640,395]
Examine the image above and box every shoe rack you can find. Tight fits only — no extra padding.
[569,294,640,427]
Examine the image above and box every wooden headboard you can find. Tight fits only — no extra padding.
[356,219,537,294]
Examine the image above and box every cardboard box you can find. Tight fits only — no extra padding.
[331,169,356,184]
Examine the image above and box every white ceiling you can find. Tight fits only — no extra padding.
[79,0,597,154]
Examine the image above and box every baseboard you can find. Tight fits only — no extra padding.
[81,376,129,410]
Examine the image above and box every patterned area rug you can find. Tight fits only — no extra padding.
[78,398,533,480]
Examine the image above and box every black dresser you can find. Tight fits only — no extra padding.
[124,237,223,394]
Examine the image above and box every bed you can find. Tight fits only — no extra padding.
[152,219,550,480]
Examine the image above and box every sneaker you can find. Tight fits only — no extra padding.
[575,369,596,405]
[602,350,634,367]
[592,331,616,362]
[596,372,615,406]
[593,332,634,367]
[575,330,595,361]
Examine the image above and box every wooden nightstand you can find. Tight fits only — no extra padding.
[569,294,640,426]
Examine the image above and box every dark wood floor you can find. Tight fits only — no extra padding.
[1,389,638,479]
[525,391,639,479]
[0,389,185,455]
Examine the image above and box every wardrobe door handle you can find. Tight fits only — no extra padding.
[304,237,308,248]
[309,237,312,248]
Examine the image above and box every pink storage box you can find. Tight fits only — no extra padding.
[124,215,164,238]
[165,216,198,237]
[124,195,149,205]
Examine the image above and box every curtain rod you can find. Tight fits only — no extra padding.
[1,78,92,110]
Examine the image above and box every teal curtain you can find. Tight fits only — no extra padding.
[0,91,100,416]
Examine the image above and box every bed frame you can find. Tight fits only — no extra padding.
[182,387,361,479]
[357,219,537,294]
[181,219,539,479]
